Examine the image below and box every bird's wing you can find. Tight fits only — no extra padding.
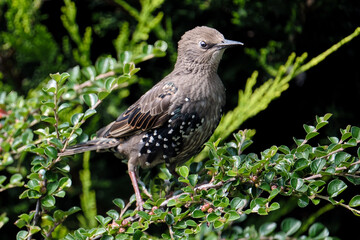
[97,81,178,138]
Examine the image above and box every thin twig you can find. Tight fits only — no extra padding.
[160,178,235,208]
[27,199,41,240]
[315,194,360,215]
[74,71,116,91]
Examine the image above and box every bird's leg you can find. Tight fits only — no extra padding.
[128,169,144,211]
[137,178,153,199]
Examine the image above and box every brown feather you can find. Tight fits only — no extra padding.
[99,81,178,138]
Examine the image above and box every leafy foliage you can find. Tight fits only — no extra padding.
[1,0,360,239]
[0,45,167,239]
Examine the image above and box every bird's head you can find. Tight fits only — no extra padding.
[175,26,243,73]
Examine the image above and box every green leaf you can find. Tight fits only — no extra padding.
[50,73,61,82]
[98,91,109,100]
[303,124,316,134]
[18,213,34,223]
[186,219,197,227]
[352,126,360,140]
[259,222,277,236]
[54,210,65,221]
[206,213,219,222]
[58,103,71,113]
[10,174,23,184]
[0,175,7,185]
[323,113,333,121]
[95,215,112,226]
[171,207,182,216]
[290,177,304,191]
[16,230,28,240]
[58,177,72,189]
[278,145,290,154]
[154,40,168,52]
[281,218,301,236]
[167,199,176,207]
[294,158,310,171]
[14,219,26,229]
[213,220,224,229]
[309,223,329,238]
[328,136,339,143]
[334,152,351,166]
[225,210,240,221]
[298,195,309,208]
[41,116,56,124]
[341,130,352,142]
[113,198,125,209]
[83,109,96,121]
[42,100,55,108]
[66,206,81,215]
[349,195,360,207]
[310,158,326,174]
[305,132,319,140]
[268,188,280,201]
[54,191,66,198]
[107,209,119,220]
[191,210,205,218]
[105,77,117,91]
[82,66,96,81]
[27,179,41,191]
[120,51,132,64]
[178,166,189,179]
[47,182,59,195]
[293,137,304,146]
[50,138,64,149]
[95,57,111,74]
[137,211,150,220]
[165,213,174,225]
[59,72,70,85]
[71,113,84,126]
[268,202,280,211]
[327,179,347,198]
[45,146,58,159]
[133,230,143,240]
[83,93,98,108]
[188,174,198,187]
[41,195,56,208]
[43,79,57,93]
[30,227,41,235]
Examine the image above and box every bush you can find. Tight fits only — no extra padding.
[1,0,360,239]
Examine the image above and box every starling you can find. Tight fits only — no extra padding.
[59,26,243,209]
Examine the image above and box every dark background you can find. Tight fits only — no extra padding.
[1,0,360,238]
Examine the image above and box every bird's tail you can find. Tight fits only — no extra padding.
[58,138,119,156]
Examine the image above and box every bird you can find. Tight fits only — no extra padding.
[59,26,243,209]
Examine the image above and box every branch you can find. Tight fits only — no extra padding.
[160,178,235,208]
[315,194,360,215]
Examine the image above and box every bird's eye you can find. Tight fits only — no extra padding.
[199,41,208,48]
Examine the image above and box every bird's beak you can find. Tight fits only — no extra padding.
[216,39,244,49]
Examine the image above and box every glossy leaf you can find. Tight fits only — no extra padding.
[83,93,98,108]
[41,195,56,208]
[310,158,326,174]
[83,109,96,121]
[259,222,277,236]
[309,223,329,238]
[178,166,189,179]
[327,179,347,198]
[352,126,360,140]
[71,113,84,126]
[113,198,125,209]
[191,210,205,218]
[281,218,301,236]
[349,195,360,207]
[45,146,58,159]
